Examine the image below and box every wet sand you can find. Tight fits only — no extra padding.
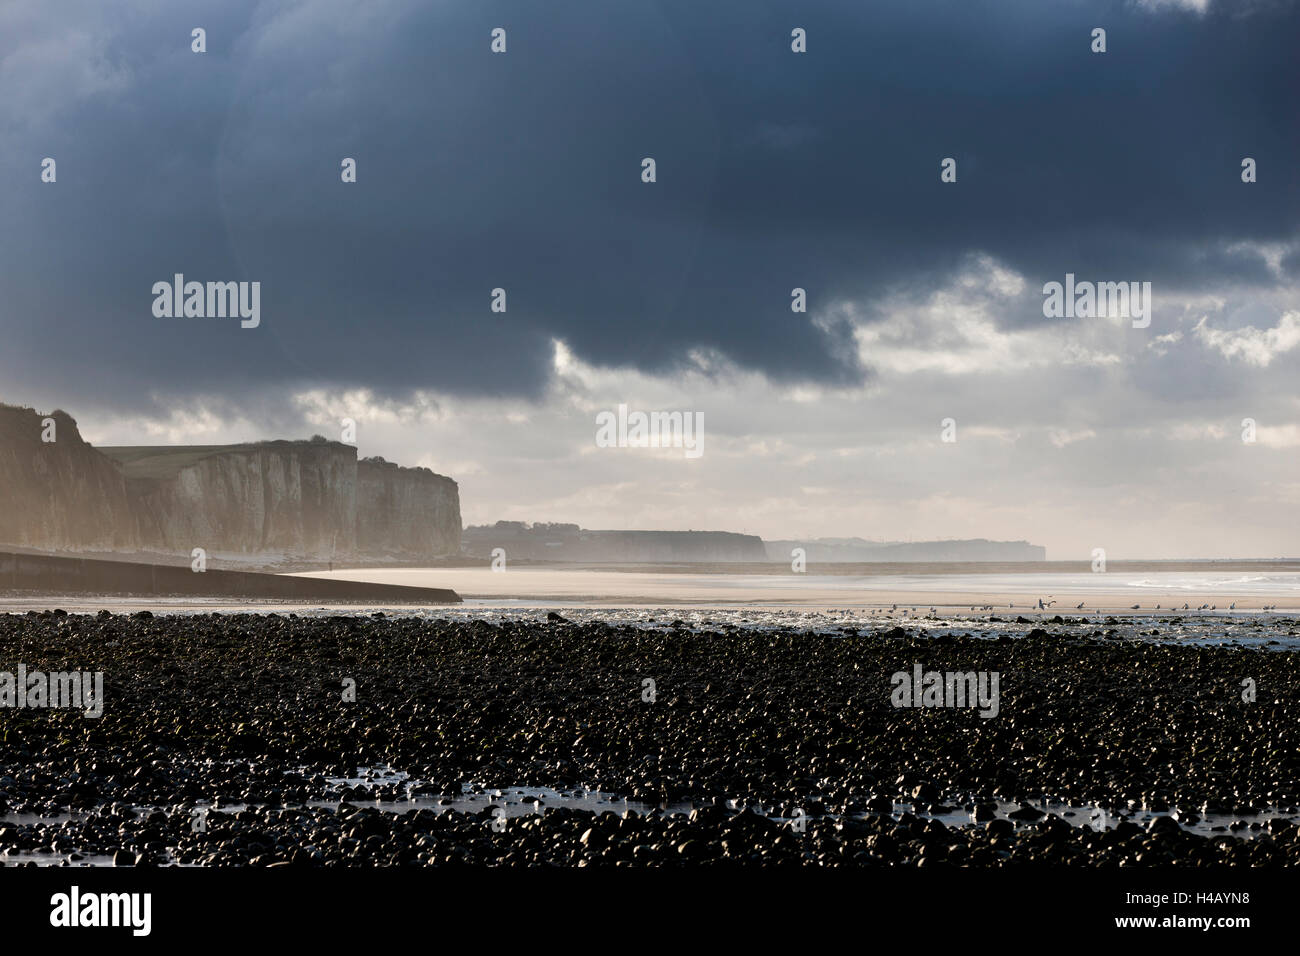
[287,565,1300,613]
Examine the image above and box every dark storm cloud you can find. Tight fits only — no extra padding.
[2,0,1296,414]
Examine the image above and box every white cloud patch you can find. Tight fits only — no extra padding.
[78,398,258,447]
[847,256,1123,377]
[293,388,444,429]
[1048,428,1097,449]
[1135,0,1211,13]
[1193,311,1300,367]
[1147,330,1183,356]
[1257,424,1300,449]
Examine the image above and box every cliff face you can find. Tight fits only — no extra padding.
[1,402,463,562]
[93,442,461,561]
[357,458,462,559]
[576,530,766,562]
[0,406,138,551]
[763,538,1048,562]
[110,442,359,558]
[461,523,766,562]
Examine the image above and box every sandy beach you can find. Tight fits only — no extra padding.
[286,564,1300,613]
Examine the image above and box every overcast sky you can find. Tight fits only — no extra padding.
[2,0,1297,559]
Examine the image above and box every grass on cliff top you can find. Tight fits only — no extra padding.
[98,446,259,479]
[100,440,347,480]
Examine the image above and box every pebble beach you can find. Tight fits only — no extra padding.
[1,609,1297,866]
